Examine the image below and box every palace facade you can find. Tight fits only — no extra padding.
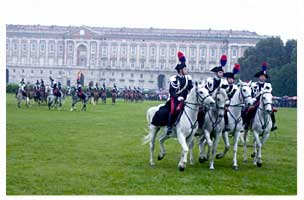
[6,24,267,89]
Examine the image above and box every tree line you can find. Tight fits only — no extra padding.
[238,37,297,97]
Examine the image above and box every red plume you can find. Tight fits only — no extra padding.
[178,51,184,60]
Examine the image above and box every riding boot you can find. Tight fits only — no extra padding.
[271,112,278,131]
[167,113,173,135]
[223,111,230,132]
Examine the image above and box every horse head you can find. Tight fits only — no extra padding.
[260,91,273,113]
[195,83,215,107]
[213,88,228,118]
[238,80,254,107]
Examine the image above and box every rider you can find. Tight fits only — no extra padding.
[244,62,277,131]
[204,55,227,94]
[166,51,193,135]
[223,63,240,131]
[18,78,27,97]
[76,79,85,99]
[40,79,45,90]
[35,80,40,90]
[95,82,99,91]
[112,84,118,94]
[199,55,227,129]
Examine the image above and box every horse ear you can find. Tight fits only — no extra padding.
[195,81,198,87]
[248,80,252,85]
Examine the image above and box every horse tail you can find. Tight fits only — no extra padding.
[142,107,155,145]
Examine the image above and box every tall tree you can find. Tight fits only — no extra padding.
[238,37,297,96]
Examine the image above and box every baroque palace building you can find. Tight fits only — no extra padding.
[6,24,267,90]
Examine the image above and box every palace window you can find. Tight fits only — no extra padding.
[131,46,136,56]
[40,42,45,52]
[190,48,196,58]
[49,70,52,74]
[101,46,108,56]
[68,43,73,53]
[170,47,175,57]
[210,49,216,57]
[140,47,146,56]
[140,74,143,78]
[140,62,145,69]
[160,47,166,56]
[200,48,206,58]
[232,49,237,57]
[31,42,36,52]
[131,73,134,78]
[13,43,18,51]
[150,47,155,56]
[22,43,27,52]
[22,69,24,73]
[40,70,43,74]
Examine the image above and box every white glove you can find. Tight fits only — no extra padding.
[178,96,184,101]
[253,97,257,103]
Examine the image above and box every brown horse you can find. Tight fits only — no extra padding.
[100,89,107,104]
[112,92,117,105]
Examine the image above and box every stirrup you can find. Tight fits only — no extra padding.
[271,126,278,132]
[166,127,172,135]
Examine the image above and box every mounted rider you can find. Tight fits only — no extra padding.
[223,63,240,131]
[198,55,228,129]
[40,79,45,91]
[95,82,99,91]
[204,55,228,94]
[112,84,118,94]
[244,62,277,131]
[49,76,60,97]
[166,51,193,135]
[35,80,40,90]
[76,79,86,99]
[18,78,27,97]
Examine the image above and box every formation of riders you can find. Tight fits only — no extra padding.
[165,51,277,135]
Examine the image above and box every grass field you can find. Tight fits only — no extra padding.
[6,94,297,195]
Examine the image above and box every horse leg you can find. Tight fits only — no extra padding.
[198,134,207,163]
[189,139,195,165]
[149,126,159,167]
[243,129,249,162]
[204,129,212,160]
[217,130,230,159]
[210,132,221,170]
[232,130,240,170]
[253,130,263,167]
[158,130,170,160]
[177,132,188,171]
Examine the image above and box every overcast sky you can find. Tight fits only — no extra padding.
[1,0,300,41]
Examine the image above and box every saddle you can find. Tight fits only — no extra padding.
[53,88,61,97]
[151,100,183,126]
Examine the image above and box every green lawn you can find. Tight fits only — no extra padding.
[6,94,297,195]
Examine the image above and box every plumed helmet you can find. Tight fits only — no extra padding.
[175,51,187,71]
[223,63,240,79]
[210,54,227,73]
[254,62,269,78]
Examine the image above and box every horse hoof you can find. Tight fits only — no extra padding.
[232,165,239,170]
[209,167,215,170]
[150,163,155,167]
[157,154,165,160]
[199,157,207,163]
[251,152,256,158]
[257,162,262,167]
[179,166,185,172]
[216,154,223,159]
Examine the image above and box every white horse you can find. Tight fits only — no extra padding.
[47,86,62,110]
[143,83,215,171]
[189,88,228,170]
[16,89,29,108]
[243,90,273,167]
[216,80,254,170]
